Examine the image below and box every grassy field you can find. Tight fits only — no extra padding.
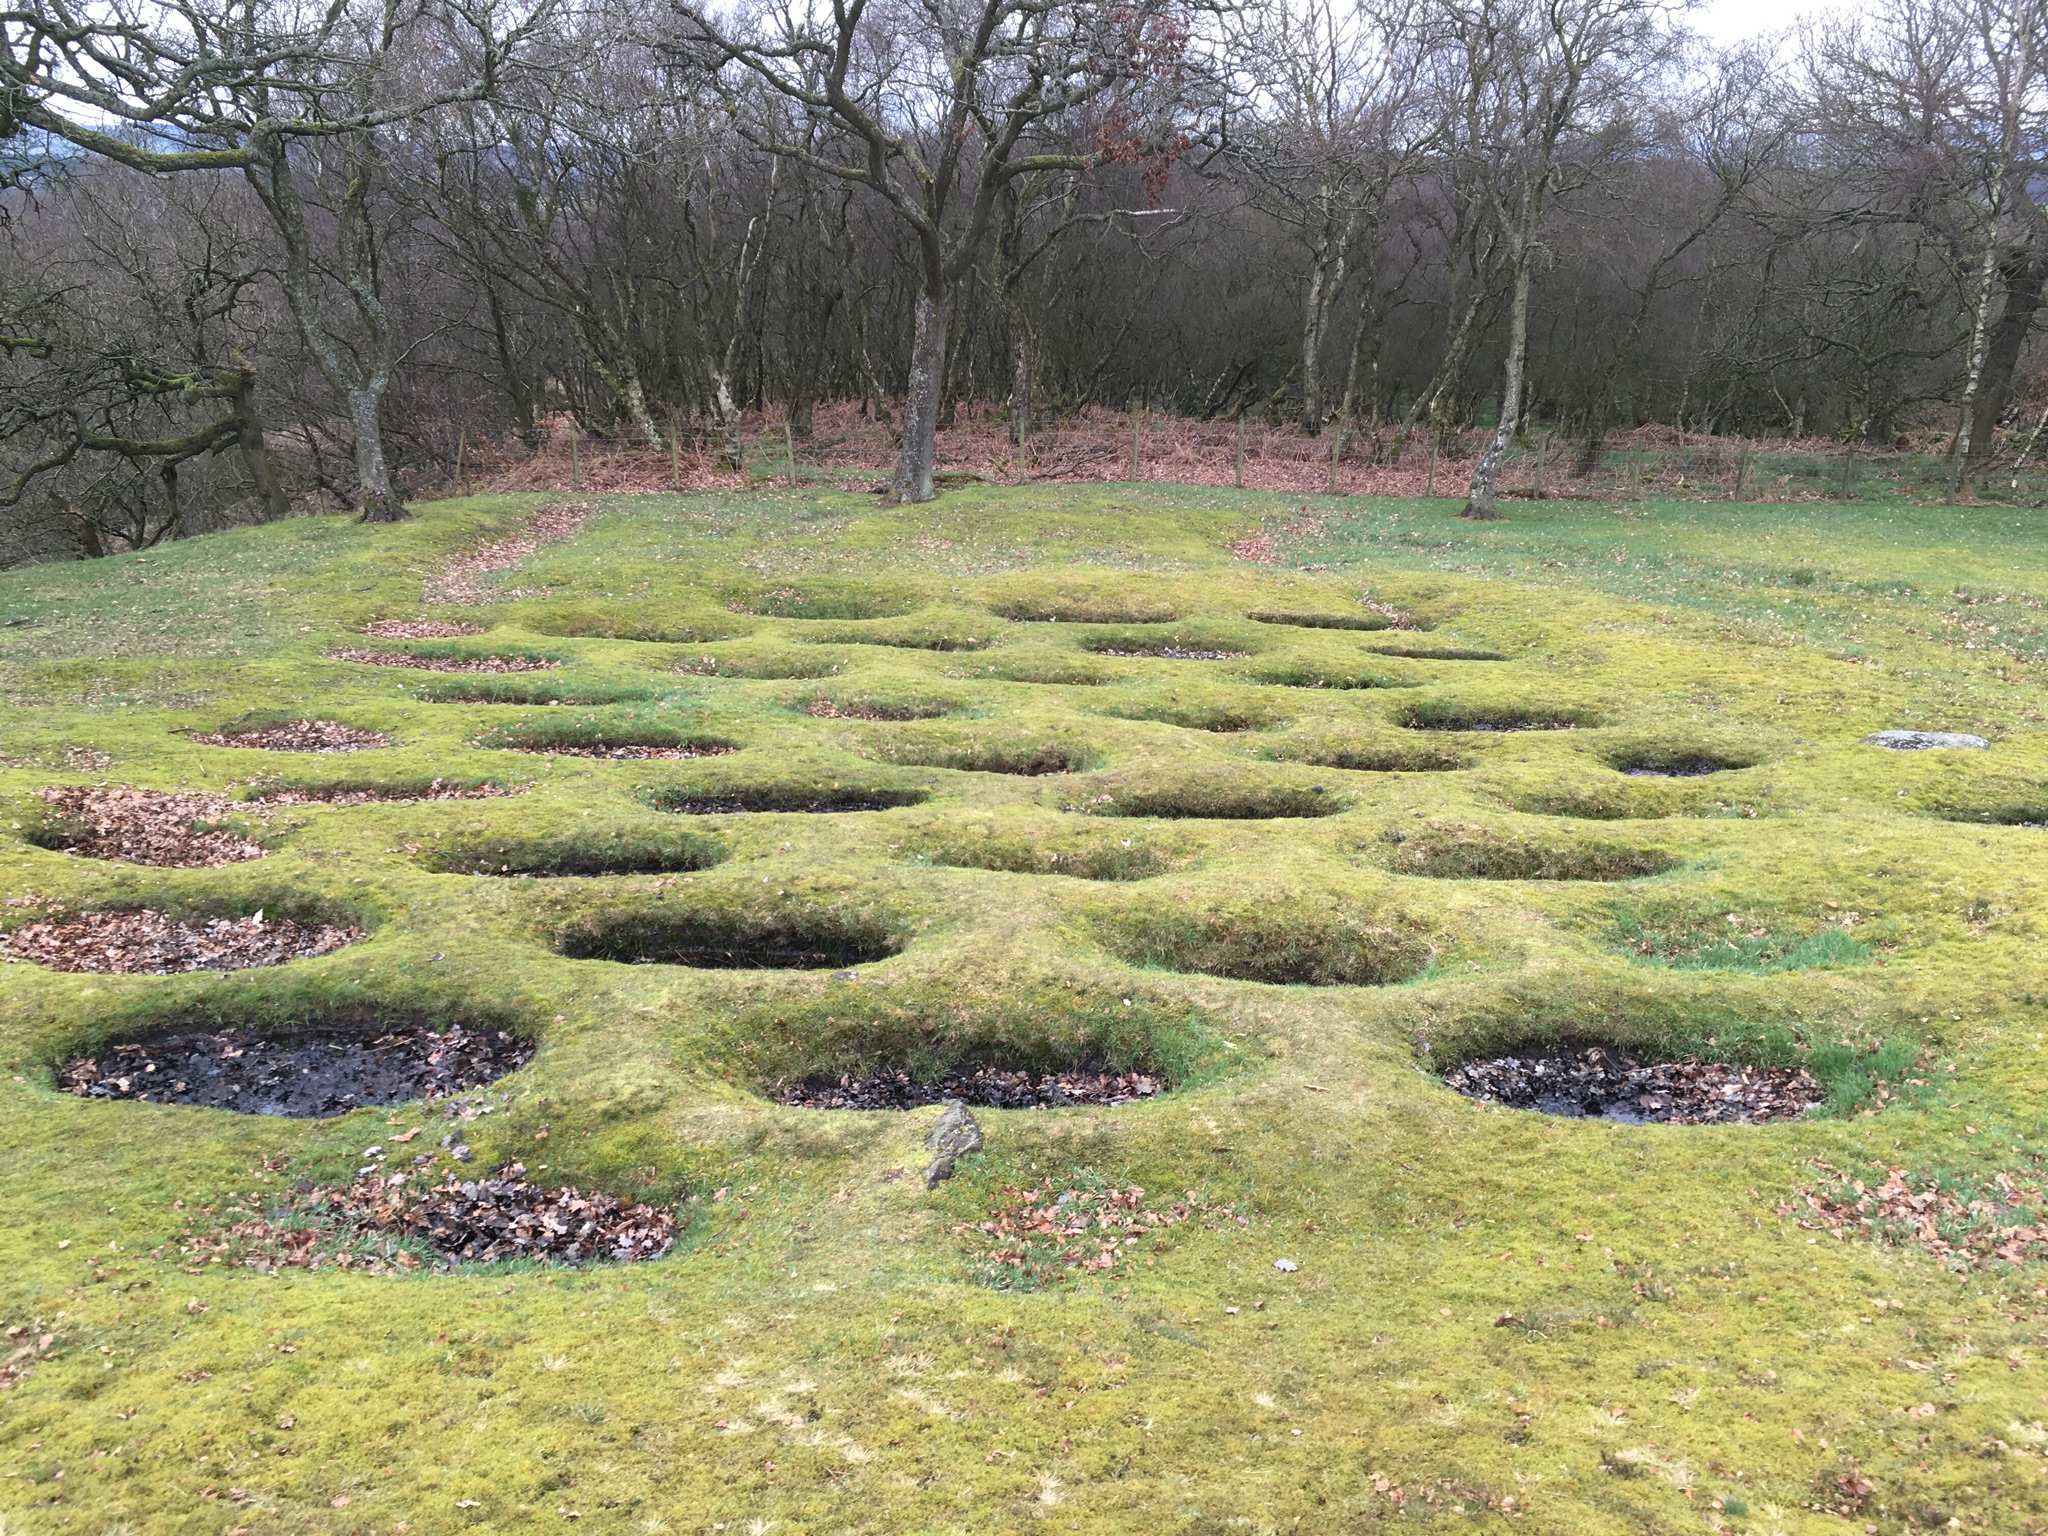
[1,480,2045,1534]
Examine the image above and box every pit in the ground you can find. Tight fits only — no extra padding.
[1,908,362,974]
[1608,747,1754,777]
[1401,702,1594,732]
[773,1065,1162,1109]
[421,828,725,877]
[653,785,927,815]
[554,906,904,969]
[59,1019,533,1117]
[1440,1045,1820,1124]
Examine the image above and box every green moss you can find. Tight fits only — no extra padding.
[2,481,2046,1533]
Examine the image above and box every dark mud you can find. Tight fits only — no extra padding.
[59,1025,533,1117]
[773,1066,1162,1110]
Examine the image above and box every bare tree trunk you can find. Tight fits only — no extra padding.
[229,370,289,521]
[1300,261,1330,434]
[1952,215,2003,499]
[709,367,744,473]
[891,289,947,503]
[1463,258,1531,521]
[348,386,406,523]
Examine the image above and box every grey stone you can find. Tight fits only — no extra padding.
[1863,730,1989,751]
[922,1099,983,1189]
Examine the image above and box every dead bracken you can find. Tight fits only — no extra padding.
[0,909,361,975]
[424,500,597,605]
[60,1025,533,1117]
[1442,1045,1821,1124]
[194,720,390,753]
[773,1066,1161,1110]
[33,785,263,867]
[328,647,560,673]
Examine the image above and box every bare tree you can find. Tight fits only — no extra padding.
[2,0,558,520]
[1456,0,1673,519]
[673,0,1211,502]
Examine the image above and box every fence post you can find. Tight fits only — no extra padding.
[570,426,581,491]
[1531,431,1546,500]
[669,409,682,491]
[1843,444,1858,500]
[453,429,467,496]
[1129,407,1143,481]
[1234,415,1246,489]
[784,417,798,487]
[1327,424,1344,495]
[1424,433,1438,498]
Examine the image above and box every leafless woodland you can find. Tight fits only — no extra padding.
[3,0,2045,560]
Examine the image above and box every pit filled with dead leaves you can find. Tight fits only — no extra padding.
[0,909,362,974]
[1441,1045,1822,1124]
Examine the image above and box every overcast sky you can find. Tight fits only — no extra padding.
[1693,0,1869,44]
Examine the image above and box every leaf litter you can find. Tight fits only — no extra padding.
[193,720,390,752]
[1442,1046,1821,1124]
[179,1163,677,1270]
[35,785,264,867]
[1,909,362,974]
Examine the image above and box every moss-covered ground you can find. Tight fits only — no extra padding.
[1,482,2045,1533]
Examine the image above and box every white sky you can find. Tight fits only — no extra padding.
[1693,0,1871,44]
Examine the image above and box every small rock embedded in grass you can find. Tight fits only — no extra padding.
[35,786,263,867]
[194,720,389,753]
[923,1100,984,1188]
[1863,730,1990,751]
[1442,1046,1821,1124]
[60,1025,533,1117]
[775,1067,1163,1112]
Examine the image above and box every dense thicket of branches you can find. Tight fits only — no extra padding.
[3,0,2044,558]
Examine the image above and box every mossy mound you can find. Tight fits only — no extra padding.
[1246,608,1394,631]
[793,686,964,721]
[724,578,925,619]
[898,819,1184,881]
[524,606,754,644]
[474,707,736,759]
[554,901,906,971]
[857,728,1097,777]
[1377,820,1678,881]
[1399,699,1601,732]
[673,648,847,680]
[407,676,658,706]
[650,782,929,815]
[1091,890,1438,985]
[1068,773,1345,820]
[418,827,726,877]
[715,985,1234,1096]
[1092,695,1289,734]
